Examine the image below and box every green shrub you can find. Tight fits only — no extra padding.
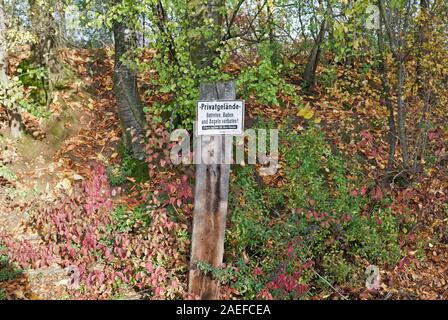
[320,65,338,89]
[0,58,51,119]
[224,124,402,298]
[17,60,50,110]
[0,288,7,300]
[0,165,16,182]
[281,126,401,284]
[0,244,22,300]
[237,43,297,106]
[227,166,273,258]
[107,149,149,186]
[106,164,127,187]
[106,204,151,235]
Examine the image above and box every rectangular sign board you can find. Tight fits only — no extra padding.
[196,100,244,136]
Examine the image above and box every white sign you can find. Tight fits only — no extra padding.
[196,100,244,136]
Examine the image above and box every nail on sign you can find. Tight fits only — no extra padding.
[196,100,244,136]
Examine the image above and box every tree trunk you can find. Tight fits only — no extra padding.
[0,0,22,138]
[28,0,62,91]
[0,0,8,85]
[377,19,396,171]
[378,0,410,169]
[152,0,177,64]
[397,56,409,167]
[266,1,281,67]
[188,0,224,70]
[112,13,146,159]
[413,0,431,168]
[415,0,429,97]
[303,19,326,92]
[56,0,67,47]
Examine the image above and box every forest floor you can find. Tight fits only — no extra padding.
[0,48,142,299]
[1,48,448,299]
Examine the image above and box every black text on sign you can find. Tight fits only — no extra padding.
[196,100,244,136]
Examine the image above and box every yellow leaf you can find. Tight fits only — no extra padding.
[298,107,314,120]
[314,117,322,124]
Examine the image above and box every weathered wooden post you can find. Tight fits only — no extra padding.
[188,81,244,299]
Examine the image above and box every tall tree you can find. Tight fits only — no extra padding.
[28,0,63,91]
[112,0,146,159]
[187,0,225,70]
[302,18,327,92]
[0,0,21,138]
[378,0,412,168]
[377,14,397,172]
[302,0,331,92]
[0,0,8,87]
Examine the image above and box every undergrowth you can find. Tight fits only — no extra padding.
[221,122,402,299]
[0,244,23,300]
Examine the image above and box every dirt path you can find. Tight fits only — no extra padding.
[0,49,122,299]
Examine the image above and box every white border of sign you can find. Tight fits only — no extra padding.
[196,100,245,136]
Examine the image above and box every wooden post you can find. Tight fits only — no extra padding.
[188,81,235,299]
